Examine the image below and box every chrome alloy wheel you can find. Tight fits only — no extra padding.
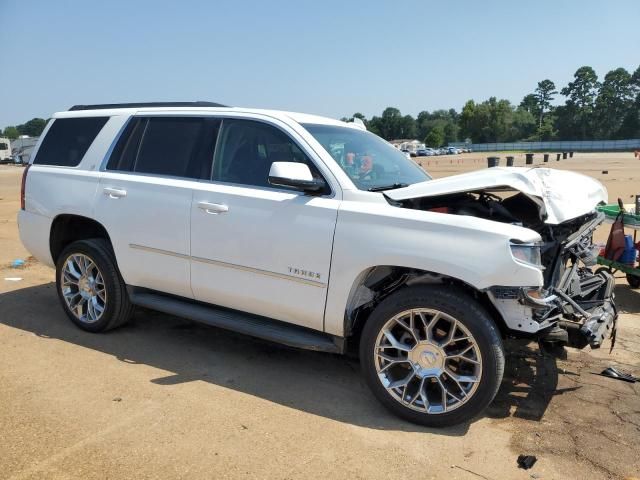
[60,253,107,324]
[374,308,482,414]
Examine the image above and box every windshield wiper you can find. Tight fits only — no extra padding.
[368,183,409,192]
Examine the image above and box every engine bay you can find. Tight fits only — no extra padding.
[393,190,598,278]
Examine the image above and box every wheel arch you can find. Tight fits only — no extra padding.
[50,214,113,264]
[342,265,508,355]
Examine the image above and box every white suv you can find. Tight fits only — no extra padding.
[18,102,616,427]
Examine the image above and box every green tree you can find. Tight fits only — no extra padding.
[400,114,417,139]
[519,94,540,119]
[368,108,416,140]
[458,100,477,141]
[16,118,48,137]
[424,125,445,147]
[337,64,640,144]
[458,97,533,143]
[534,79,557,129]
[594,67,635,139]
[340,112,369,127]
[554,103,580,140]
[443,121,459,144]
[415,110,431,140]
[619,65,640,138]
[537,115,557,141]
[2,126,19,140]
[618,94,640,138]
[560,66,599,139]
[511,108,537,140]
[416,109,458,143]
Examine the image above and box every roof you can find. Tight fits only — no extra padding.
[54,105,350,128]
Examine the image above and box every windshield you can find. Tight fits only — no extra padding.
[302,124,431,191]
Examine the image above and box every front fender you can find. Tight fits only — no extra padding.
[323,202,544,336]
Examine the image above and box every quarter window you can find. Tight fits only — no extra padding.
[33,117,107,167]
[212,119,326,191]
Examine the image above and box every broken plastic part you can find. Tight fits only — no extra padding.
[597,366,638,383]
[520,288,558,309]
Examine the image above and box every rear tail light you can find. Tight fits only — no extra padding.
[20,164,31,210]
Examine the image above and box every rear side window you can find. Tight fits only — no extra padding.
[107,116,220,180]
[33,117,108,166]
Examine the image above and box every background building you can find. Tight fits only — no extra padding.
[0,137,11,161]
[389,139,425,152]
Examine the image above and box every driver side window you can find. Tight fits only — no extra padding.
[212,119,327,191]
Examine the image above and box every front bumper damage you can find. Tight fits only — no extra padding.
[526,272,617,349]
[489,212,618,350]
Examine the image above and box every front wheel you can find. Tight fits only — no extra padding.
[359,285,504,428]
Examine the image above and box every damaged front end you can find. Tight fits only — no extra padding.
[536,212,617,349]
[480,209,616,350]
[385,168,616,350]
[500,212,617,350]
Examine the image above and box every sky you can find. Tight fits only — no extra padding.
[1,0,638,128]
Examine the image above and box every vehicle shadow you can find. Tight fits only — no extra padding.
[1,283,558,432]
[486,340,578,421]
[613,283,640,314]
[487,281,639,421]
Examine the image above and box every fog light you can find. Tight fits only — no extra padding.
[525,288,543,299]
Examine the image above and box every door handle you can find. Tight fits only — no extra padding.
[103,187,127,199]
[198,201,229,214]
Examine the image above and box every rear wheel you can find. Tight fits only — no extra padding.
[359,285,504,427]
[56,239,134,332]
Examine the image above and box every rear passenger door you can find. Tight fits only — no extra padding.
[94,116,220,298]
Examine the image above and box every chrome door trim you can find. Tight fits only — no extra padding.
[129,243,189,259]
[129,243,327,288]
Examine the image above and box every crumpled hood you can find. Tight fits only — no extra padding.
[385,167,608,224]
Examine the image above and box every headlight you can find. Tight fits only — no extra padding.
[510,242,543,268]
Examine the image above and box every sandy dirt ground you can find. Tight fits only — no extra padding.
[1,153,639,480]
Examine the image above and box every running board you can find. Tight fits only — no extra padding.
[128,290,343,354]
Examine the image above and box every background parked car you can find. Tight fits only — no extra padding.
[401,149,417,158]
[415,148,436,157]
[0,156,22,165]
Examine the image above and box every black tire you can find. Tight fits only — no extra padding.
[359,285,505,428]
[627,273,640,289]
[55,238,134,332]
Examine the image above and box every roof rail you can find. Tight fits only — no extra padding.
[68,101,228,111]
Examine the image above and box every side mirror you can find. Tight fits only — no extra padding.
[268,162,326,193]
